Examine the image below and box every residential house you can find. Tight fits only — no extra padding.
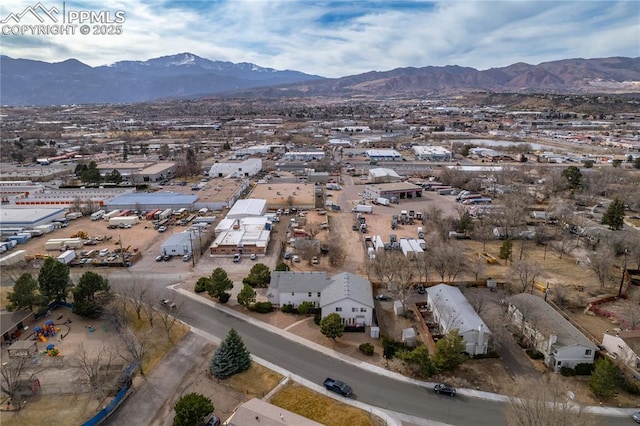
[320,272,374,328]
[508,293,597,372]
[425,284,491,356]
[266,271,374,327]
[601,330,640,372]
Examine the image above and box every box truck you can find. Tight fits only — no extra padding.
[352,205,373,214]
[57,249,76,265]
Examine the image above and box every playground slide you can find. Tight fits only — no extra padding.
[39,334,47,342]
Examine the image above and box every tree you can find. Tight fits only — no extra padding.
[498,239,513,264]
[237,284,256,307]
[72,343,118,399]
[72,271,111,318]
[320,313,344,340]
[275,262,290,271]
[601,198,625,230]
[561,166,582,190]
[0,355,43,398]
[38,256,70,302]
[507,376,595,426]
[589,357,619,400]
[210,329,251,379]
[242,263,271,288]
[207,268,234,299]
[432,330,467,372]
[397,345,436,377]
[508,259,543,293]
[7,273,41,311]
[587,247,614,289]
[173,393,214,426]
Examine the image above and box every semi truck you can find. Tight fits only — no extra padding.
[352,204,373,214]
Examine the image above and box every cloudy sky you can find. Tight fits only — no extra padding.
[1,0,638,78]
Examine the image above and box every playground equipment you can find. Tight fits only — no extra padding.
[33,320,61,342]
[45,344,59,356]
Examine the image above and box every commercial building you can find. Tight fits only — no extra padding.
[282,151,325,162]
[226,198,267,219]
[363,182,423,200]
[0,207,66,229]
[365,149,403,161]
[106,192,198,212]
[208,158,262,178]
[368,168,402,183]
[412,146,452,161]
[96,161,176,183]
[160,232,194,257]
[209,216,271,256]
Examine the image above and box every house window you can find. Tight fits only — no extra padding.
[352,307,358,312]
[308,292,312,297]
[557,361,561,366]
[585,349,592,356]
[291,292,295,296]
[335,307,342,312]
[317,292,321,297]
[360,308,367,312]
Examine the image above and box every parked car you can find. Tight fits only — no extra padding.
[250,253,257,260]
[158,226,168,232]
[284,252,291,260]
[632,412,640,424]
[233,253,241,263]
[312,256,319,264]
[182,254,192,262]
[163,255,171,261]
[434,383,456,396]
[375,294,390,301]
[155,255,163,262]
[292,255,300,263]
[203,415,220,426]
[416,284,425,294]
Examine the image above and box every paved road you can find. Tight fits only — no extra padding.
[104,270,636,426]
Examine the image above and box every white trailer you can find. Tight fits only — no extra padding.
[0,250,27,266]
[66,212,83,220]
[399,238,415,259]
[103,210,121,220]
[108,216,140,226]
[34,224,55,234]
[352,204,373,214]
[376,197,390,206]
[44,237,83,250]
[91,210,106,221]
[158,208,173,221]
[57,249,76,264]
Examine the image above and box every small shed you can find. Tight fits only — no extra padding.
[8,340,38,358]
[370,326,380,339]
[402,328,416,347]
[393,300,404,316]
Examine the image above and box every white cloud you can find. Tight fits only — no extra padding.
[1,0,638,77]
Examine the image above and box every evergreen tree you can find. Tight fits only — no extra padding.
[242,263,271,288]
[173,392,214,426]
[499,239,513,264]
[7,273,40,311]
[38,257,70,302]
[432,330,467,372]
[601,198,625,230]
[320,313,344,340]
[72,271,111,318]
[237,284,256,307]
[206,268,234,299]
[561,166,582,189]
[589,357,619,400]
[210,329,251,379]
[275,262,290,271]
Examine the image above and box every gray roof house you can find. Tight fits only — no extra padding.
[508,293,597,371]
[266,271,374,327]
[426,284,491,355]
[320,272,374,327]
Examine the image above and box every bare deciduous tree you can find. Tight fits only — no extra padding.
[368,251,401,285]
[471,217,494,252]
[507,376,596,426]
[508,259,543,294]
[587,247,614,289]
[71,343,119,399]
[466,290,490,316]
[0,354,43,398]
[157,301,184,342]
[119,328,153,376]
[327,232,346,267]
[430,240,466,283]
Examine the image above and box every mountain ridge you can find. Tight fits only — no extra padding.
[1,53,638,106]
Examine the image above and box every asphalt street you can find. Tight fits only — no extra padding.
[104,269,636,426]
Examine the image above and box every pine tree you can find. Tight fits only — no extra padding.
[210,329,251,379]
[601,198,625,230]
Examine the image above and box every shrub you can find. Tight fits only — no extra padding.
[560,366,576,376]
[382,336,401,359]
[281,303,293,313]
[218,292,230,304]
[253,301,273,313]
[575,363,595,376]
[359,342,374,356]
[525,349,544,360]
[297,301,314,315]
[621,377,640,395]
[194,277,209,293]
[313,311,321,325]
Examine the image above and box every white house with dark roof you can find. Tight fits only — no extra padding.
[508,293,597,372]
[266,271,373,327]
[426,284,491,356]
[320,272,374,327]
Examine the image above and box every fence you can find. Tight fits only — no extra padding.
[81,362,136,426]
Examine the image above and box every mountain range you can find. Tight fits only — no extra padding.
[1,53,638,106]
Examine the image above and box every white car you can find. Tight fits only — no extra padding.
[250,253,257,260]
[292,255,300,263]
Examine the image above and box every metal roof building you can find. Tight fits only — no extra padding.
[105,192,198,211]
[0,207,66,228]
[226,198,267,219]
